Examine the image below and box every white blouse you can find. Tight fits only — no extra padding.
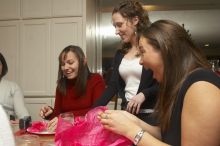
[119,57,142,101]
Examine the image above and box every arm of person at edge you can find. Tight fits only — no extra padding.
[92,51,121,107]
[127,77,159,114]
[99,81,220,146]
[13,82,30,120]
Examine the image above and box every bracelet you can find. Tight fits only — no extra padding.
[48,106,54,112]
[133,129,145,145]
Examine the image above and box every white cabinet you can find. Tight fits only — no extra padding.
[52,0,83,17]
[50,17,83,93]
[25,97,53,121]
[0,0,20,20]
[21,0,52,18]
[20,19,51,96]
[21,0,83,19]
[0,0,96,96]
[0,21,20,82]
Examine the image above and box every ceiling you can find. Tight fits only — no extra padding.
[99,0,220,57]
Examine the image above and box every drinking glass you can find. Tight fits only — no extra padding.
[60,112,74,125]
[15,134,40,146]
[57,112,74,133]
[42,141,55,146]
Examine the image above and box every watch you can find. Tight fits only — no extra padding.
[134,129,145,145]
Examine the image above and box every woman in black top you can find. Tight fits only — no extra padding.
[93,0,158,121]
[98,20,220,146]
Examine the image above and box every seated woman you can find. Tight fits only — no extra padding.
[0,53,29,121]
[99,20,220,146]
[39,45,105,131]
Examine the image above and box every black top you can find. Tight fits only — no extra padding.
[162,68,220,146]
[93,50,159,110]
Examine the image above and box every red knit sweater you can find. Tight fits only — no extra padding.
[50,73,105,118]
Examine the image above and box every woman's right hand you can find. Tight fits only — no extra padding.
[39,105,53,119]
[98,110,141,136]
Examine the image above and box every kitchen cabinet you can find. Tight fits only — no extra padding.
[21,0,83,19]
[50,17,83,93]
[52,0,83,17]
[25,97,54,121]
[20,19,51,96]
[21,0,52,18]
[0,0,20,20]
[0,21,20,82]
[0,0,97,96]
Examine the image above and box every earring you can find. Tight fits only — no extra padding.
[134,27,137,36]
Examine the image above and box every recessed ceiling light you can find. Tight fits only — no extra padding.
[204,44,210,47]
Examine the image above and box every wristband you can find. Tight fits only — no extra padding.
[134,129,145,145]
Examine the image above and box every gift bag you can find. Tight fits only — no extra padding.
[55,106,132,146]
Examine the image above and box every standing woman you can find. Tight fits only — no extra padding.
[0,52,29,120]
[40,45,105,131]
[94,0,158,121]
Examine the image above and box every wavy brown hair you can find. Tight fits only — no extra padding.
[112,0,150,54]
[138,20,210,131]
[57,45,91,97]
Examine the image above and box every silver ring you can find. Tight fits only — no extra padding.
[104,114,108,119]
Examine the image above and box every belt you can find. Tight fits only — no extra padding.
[139,109,154,114]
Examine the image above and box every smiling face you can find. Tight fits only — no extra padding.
[112,12,137,43]
[60,51,79,80]
[138,36,164,82]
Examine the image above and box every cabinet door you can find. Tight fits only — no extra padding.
[52,0,83,17]
[21,0,52,18]
[50,17,83,93]
[25,98,52,121]
[0,21,20,83]
[0,0,20,20]
[20,19,50,96]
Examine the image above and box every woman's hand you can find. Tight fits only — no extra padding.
[98,110,141,137]
[47,117,58,132]
[127,92,145,114]
[39,105,53,119]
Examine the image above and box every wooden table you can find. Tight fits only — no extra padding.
[11,123,55,145]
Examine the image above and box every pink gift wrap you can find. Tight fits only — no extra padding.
[55,106,133,146]
[28,121,47,132]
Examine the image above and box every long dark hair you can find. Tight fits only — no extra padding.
[112,0,150,54]
[57,45,91,97]
[0,52,8,80]
[138,20,210,131]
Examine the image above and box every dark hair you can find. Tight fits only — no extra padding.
[138,20,210,131]
[112,0,150,54]
[0,52,8,80]
[57,45,91,97]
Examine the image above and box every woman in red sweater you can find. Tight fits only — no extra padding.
[39,45,105,131]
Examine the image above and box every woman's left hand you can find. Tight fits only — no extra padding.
[127,92,145,114]
[98,110,140,137]
[47,117,58,132]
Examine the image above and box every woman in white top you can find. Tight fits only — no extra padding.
[0,52,29,120]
